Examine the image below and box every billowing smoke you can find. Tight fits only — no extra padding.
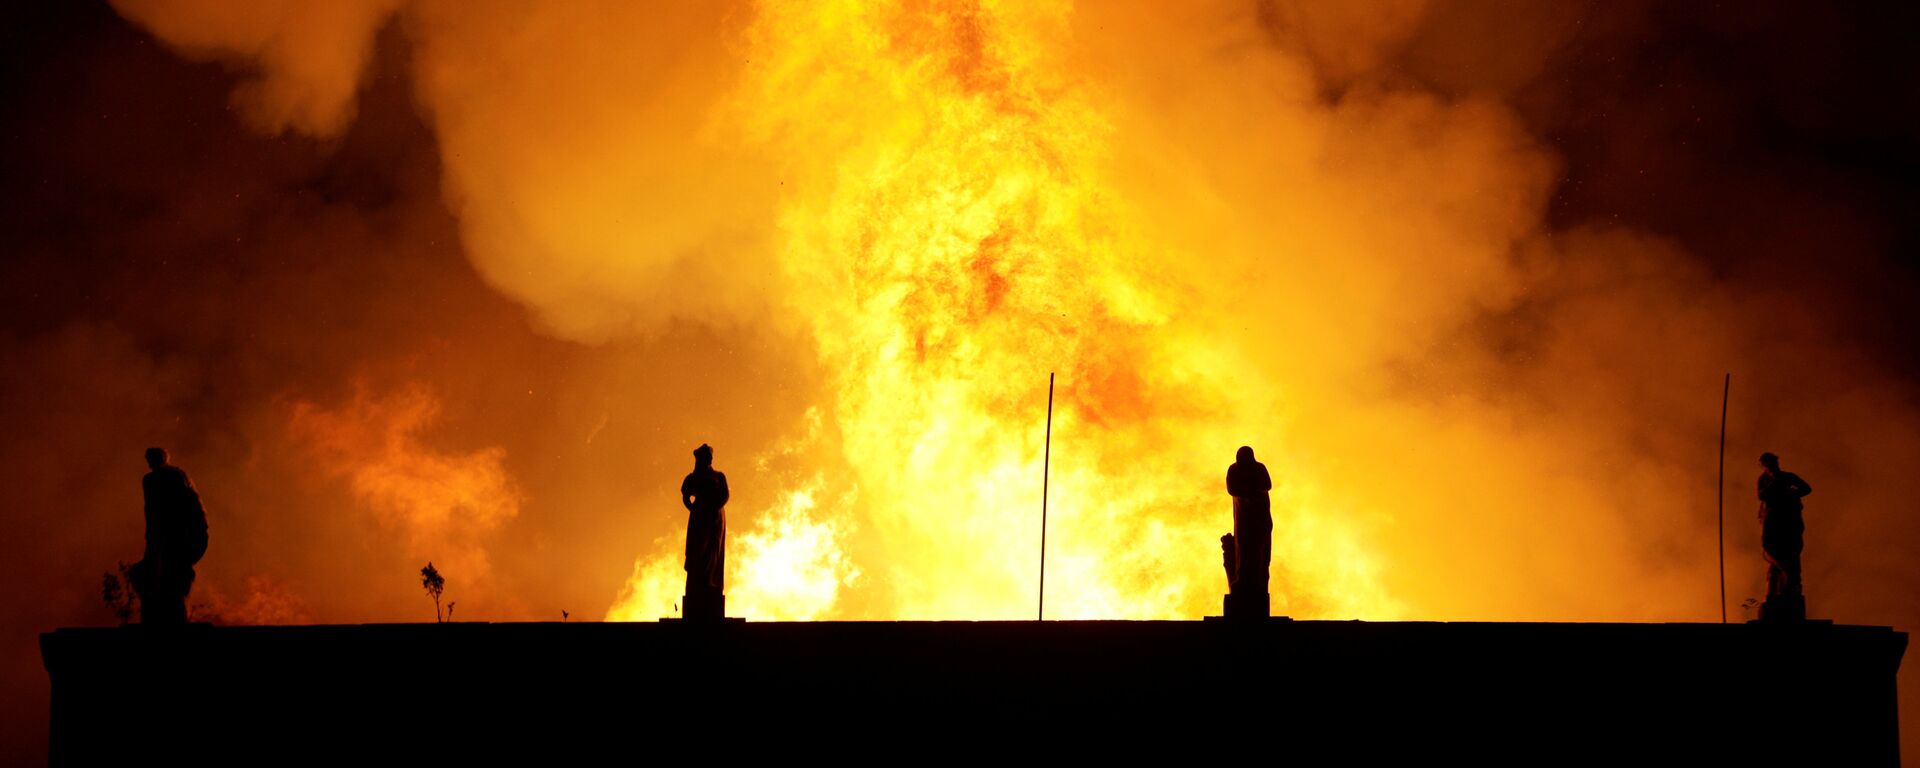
[4,0,1918,762]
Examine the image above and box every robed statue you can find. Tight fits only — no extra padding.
[129,447,209,625]
[1222,445,1272,617]
[680,443,729,619]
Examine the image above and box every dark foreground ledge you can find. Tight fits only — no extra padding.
[43,619,1905,764]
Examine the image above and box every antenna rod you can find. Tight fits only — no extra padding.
[1039,372,1054,621]
[1718,373,1729,624]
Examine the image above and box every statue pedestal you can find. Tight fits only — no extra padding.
[1758,595,1807,623]
[1204,593,1287,623]
[681,592,727,622]
[1222,592,1269,619]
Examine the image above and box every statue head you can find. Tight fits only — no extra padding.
[1760,452,1780,471]
[144,447,168,470]
[693,443,714,469]
[1236,445,1255,463]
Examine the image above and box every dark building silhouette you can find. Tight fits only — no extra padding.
[680,443,729,620]
[1758,451,1813,622]
[1224,445,1272,618]
[40,620,1906,764]
[127,448,207,626]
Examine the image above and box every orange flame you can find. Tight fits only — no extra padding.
[192,575,316,625]
[608,0,1397,622]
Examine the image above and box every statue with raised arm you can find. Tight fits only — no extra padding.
[1224,445,1272,618]
[680,443,729,620]
[1757,451,1812,621]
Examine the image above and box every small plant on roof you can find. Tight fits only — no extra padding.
[421,562,447,623]
[101,561,138,626]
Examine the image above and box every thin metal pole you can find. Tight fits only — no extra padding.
[1718,373,1729,624]
[1039,372,1054,621]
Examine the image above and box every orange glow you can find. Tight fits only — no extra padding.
[100,0,1915,636]
[289,385,521,591]
[605,1,1397,621]
[12,0,1920,761]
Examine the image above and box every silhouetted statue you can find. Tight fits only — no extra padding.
[128,447,208,626]
[1224,446,1272,618]
[1757,451,1811,621]
[680,443,729,620]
